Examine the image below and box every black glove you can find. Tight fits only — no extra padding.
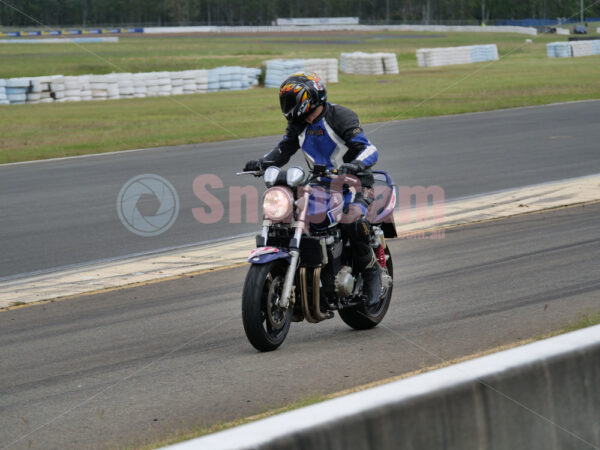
[243,159,263,172]
[338,160,366,175]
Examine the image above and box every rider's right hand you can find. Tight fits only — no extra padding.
[243,159,263,172]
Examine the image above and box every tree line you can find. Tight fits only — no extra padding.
[1,0,598,27]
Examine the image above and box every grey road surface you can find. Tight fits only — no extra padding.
[1,204,599,450]
[0,100,599,279]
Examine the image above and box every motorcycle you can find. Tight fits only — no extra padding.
[238,164,398,352]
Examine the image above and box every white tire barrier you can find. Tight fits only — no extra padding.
[547,40,600,58]
[6,78,31,104]
[0,79,9,105]
[264,58,339,88]
[340,52,399,74]
[555,28,570,35]
[304,58,339,83]
[0,65,297,106]
[416,44,498,67]
[264,59,306,88]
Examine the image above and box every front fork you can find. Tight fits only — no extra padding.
[278,189,311,309]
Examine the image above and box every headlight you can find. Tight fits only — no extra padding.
[263,187,293,221]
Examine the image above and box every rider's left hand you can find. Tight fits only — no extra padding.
[338,160,366,175]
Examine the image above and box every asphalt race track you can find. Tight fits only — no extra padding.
[1,203,599,450]
[1,100,599,279]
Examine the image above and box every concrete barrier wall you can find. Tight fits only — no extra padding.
[162,324,600,450]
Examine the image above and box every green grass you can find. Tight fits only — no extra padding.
[560,309,600,333]
[1,31,599,164]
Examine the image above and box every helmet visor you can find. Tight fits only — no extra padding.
[280,92,300,118]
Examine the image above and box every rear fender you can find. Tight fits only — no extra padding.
[248,247,291,264]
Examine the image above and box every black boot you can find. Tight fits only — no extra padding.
[362,257,382,307]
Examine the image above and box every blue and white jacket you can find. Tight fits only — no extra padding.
[262,103,378,170]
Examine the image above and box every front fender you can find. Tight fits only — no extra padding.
[248,247,291,264]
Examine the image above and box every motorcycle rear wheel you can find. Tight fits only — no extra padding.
[339,247,393,330]
[242,260,292,352]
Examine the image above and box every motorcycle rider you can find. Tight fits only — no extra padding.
[243,72,382,307]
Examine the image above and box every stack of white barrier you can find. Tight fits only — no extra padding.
[63,76,83,102]
[264,59,306,88]
[381,53,400,74]
[181,71,197,94]
[340,52,399,74]
[26,77,42,104]
[132,73,148,98]
[157,72,171,96]
[90,75,108,100]
[105,75,120,100]
[304,58,339,83]
[207,69,219,92]
[170,72,184,95]
[30,77,54,103]
[80,76,92,101]
[546,42,573,58]
[6,78,30,104]
[49,76,65,102]
[217,67,232,90]
[416,44,498,67]
[244,68,261,87]
[0,79,8,105]
[195,70,209,93]
[0,66,262,106]
[556,28,570,35]
[145,73,160,97]
[264,58,339,87]
[546,41,600,58]
[570,40,596,57]
[117,74,135,99]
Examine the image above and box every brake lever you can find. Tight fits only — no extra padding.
[236,171,263,177]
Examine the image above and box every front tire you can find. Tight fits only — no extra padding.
[339,247,393,330]
[242,261,292,352]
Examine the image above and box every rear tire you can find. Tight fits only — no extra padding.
[242,261,292,352]
[339,247,393,330]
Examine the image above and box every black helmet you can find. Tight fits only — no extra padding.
[279,72,327,121]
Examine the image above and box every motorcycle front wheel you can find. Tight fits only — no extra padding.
[242,260,292,352]
[339,246,393,330]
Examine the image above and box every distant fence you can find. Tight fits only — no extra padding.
[143,25,537,35]
[276,17,359,25]
[0,24,537,37]
[0,37,119,44]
